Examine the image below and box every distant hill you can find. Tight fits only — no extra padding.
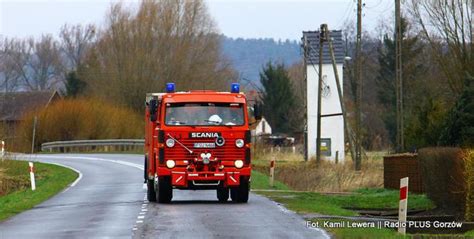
[220,36,302,86]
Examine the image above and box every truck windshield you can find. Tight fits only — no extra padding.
[165,103,245,126]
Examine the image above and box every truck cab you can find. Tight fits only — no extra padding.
[144,83,261,203]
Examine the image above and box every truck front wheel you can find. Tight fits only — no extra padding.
[230,177,249,203]
[155,176,173,203]
[217,187,229,202]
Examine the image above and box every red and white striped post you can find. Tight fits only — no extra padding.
[1,140,5,158]
[29,162,36,191]
[269,157,275,187]
[398,177,409,234]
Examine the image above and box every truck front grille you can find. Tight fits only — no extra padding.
[165,138,244,162]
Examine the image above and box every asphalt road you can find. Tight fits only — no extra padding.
[0,154,328,239]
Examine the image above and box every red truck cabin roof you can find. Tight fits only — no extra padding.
[161,91,247,104]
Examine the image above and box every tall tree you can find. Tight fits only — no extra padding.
[81,0,235,110]
[259,62,298,134]
[4,35,63,91]
[376,18,425,147]
[408,0,473,96]
[0,38,21,92]
[59,24,96,71]
[439,74,474,147]
[287,60,305,133]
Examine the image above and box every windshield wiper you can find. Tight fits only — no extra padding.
[167,134,193,154]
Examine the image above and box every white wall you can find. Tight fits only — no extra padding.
[306,64,345,161]
[255,117,272,135]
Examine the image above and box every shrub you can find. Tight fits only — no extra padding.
[465,149,474,221]
[418,147,465,218]
[13,98,144,152]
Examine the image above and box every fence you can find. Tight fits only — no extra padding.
[41,139,145,153]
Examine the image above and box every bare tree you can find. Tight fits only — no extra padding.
[59,24,96,70]
[408,0,473,95]
[3,35,63,91]
[82,0,235,109]
[0,38,21,92]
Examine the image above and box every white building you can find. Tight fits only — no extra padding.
[254,117,272,136]
[303,30,345,161]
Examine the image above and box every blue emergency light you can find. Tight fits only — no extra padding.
[231,83,240,93]
[166,83,175,93]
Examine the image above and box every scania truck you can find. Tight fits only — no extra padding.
[144,83,261,203]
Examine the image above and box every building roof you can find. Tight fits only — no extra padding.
[302,30,345,65]
[0,91,61,121]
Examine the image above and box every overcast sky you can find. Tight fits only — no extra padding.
[0,0,394,41]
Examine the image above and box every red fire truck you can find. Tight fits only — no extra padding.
[144,83,261,203]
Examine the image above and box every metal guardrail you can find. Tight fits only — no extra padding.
[41,139,145,152]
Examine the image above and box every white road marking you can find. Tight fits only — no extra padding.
[29,155,144,170]
[44,162,83,191]
[16,154,150,236]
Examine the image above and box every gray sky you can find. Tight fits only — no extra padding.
[0,0,394,41]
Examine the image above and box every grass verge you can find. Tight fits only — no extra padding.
[256,188,434,216]
[251,170,289,190]
[0,159,78,221]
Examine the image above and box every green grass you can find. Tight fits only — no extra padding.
[0,160,78,221]
[257,189,434,216]
[251,170,289,190]
[466,230,474,237]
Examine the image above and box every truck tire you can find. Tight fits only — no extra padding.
[144,156,148,182]
[230,177,250,203]
[217,187,229,202]
[145,156,157,202]
[156,176,173,203]
[147,179,156,202]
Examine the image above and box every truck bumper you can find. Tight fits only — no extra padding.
[158,167,251,188]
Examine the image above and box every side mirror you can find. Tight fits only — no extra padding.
[149,99,158,122]
[253,103,262,121]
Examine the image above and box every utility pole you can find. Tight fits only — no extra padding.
[395,0,404,152]
[325,25,356,164]
[354,0,362,170]
[316,24,326,163]
[31,116,37,154]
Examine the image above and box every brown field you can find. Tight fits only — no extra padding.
[252,148,384,192]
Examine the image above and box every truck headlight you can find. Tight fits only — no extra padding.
[234,160,244,168]
[166,138,175,147]
[235,139,244,148]
[166,160,175,168]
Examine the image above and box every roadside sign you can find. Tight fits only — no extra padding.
[398,177,409,234]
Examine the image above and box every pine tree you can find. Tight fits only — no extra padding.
[376,18,424,147]
[439,75,474,147]
[64,71,86,97]
[259,62,298,134]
